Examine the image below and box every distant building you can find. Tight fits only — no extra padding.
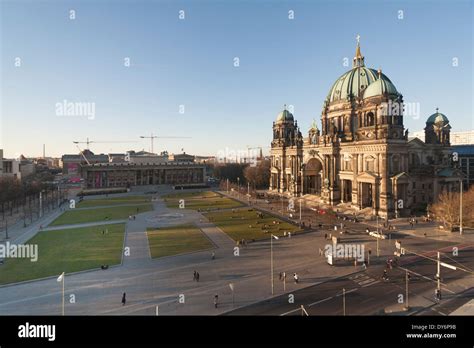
[453,145,474,188]
[0,149,21,180]
[194,155,216,164]
[35,157,61,169]
[61,150,109,176]
[411,129,474,145]
[19,155,36,178]
[61,149,205,188]
[83,161,205,188]
[169,152,195,163]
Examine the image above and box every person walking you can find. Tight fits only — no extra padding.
[193,270,197,281]
[196,272,200,282]
[214,294,219,308]
[293,273,299,284]
[121,292,126,306]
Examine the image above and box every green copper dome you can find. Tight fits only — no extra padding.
[325,40,399,104]
[326,67,379,103]
[426,109,449,124]
[363,73,398,99]
[276,107,294,123]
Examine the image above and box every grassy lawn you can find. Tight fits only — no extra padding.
[76,195,150,208]
[163,191,242,210]
[49,204,153,226]
[147,224,214,259]
[0,224,125,285]
[204,208,302,242]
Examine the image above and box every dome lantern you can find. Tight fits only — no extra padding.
[353,34,365,68]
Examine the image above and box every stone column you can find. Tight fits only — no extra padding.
[380,154,388,195]
[340,180,345,203]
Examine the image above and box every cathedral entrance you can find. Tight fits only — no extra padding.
[306,175,322,194]
[361,182,373,208]
[304,158,323,195]
[342,180,352,202]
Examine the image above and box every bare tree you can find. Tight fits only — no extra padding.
[428,185,474,229]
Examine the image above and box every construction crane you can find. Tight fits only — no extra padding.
[73,138,138,165]
[73,138,137,150]
[140,132,191,154]
[246,145,270,160]
[74,144,91,165]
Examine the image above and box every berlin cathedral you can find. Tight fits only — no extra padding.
[269,39,462,218]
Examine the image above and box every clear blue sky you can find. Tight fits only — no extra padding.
[1,0,472,158]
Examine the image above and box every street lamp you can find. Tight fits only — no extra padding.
[237,177,240,199]
[405,269,410,310]
[271,234,279,295]
[39,190,44,218]
[247,182,250,205]
[57,272,65,315]
[342,288,346,316]
[460,179,463,235]
[229,283,235,307]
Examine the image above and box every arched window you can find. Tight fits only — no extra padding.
[366,112,375,127]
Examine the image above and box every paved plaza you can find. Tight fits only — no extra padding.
[0,187,472,316]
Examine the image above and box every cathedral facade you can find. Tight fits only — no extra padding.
[269,41,461,218]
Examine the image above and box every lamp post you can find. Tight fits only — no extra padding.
[342,288,346,316]
[460,179,463,235]
[271,234,279,295]
[247,182,250,205]
[299,197,302,226]
[237,177,240,199]
[437,252,441,293]
[57,272,65,315]
[57,184,61,208]
[39,191,43,218]
[229,283,235,307]
[405,269,410,310]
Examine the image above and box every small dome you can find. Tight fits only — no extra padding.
[363,74,398,99]
[309,119,319,131]
[276,107,294,123]
[427,109,449,124]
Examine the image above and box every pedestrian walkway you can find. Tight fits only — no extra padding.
[195,219,235,250]
[122,218,151,267]
[1,208,64,246]
[348,273,379,287]
[41,219,127,231]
